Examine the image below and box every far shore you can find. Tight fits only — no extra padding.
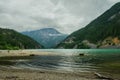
[0,50,59,57]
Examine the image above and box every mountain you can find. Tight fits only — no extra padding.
[0,28,43,50]
[22,28,68,48]
[57,2,120,49]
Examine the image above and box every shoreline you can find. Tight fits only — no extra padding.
[0,50,59,57]
[0,50,99,80]
[0,66,101,80]
[0,65,119,80]
[0,50,120,80]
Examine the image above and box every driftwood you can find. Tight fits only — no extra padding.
[94,72,114,80]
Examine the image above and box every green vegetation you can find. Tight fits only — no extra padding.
[0,28,44,49]
[57,2,120,48]
[59,42,90,49]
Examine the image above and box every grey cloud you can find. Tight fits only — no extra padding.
[0,0,120,34]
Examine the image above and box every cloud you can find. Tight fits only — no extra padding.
[108,0,120,3]
[0,0,120,34]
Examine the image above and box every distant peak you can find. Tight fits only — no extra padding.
[114,2,120,5]
[110,2,120,9]
[40,28,57,31]
[38,28,61,34]
[22,28,62,34]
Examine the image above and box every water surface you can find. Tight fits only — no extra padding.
[0,49,120,74]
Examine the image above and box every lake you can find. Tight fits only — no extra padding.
[0,49,120,75]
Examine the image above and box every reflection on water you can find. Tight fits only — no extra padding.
[10,49,120,74]
[18,55,97,72]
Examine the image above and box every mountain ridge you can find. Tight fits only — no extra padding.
[57,2,120,49]
[0,28,44,49]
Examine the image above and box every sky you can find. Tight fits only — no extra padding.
[0,0,120,34]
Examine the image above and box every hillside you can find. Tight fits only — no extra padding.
[0,28,43,49]
[57,2,120,49]
[22,28,68,48]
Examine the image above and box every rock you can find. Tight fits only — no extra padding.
[79,53,85,56]
[29,54,36,56]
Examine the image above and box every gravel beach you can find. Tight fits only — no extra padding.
[0,66,101,80]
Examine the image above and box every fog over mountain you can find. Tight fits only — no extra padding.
[0,0,120,34]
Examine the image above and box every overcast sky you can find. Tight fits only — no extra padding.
[0,0,120,34]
